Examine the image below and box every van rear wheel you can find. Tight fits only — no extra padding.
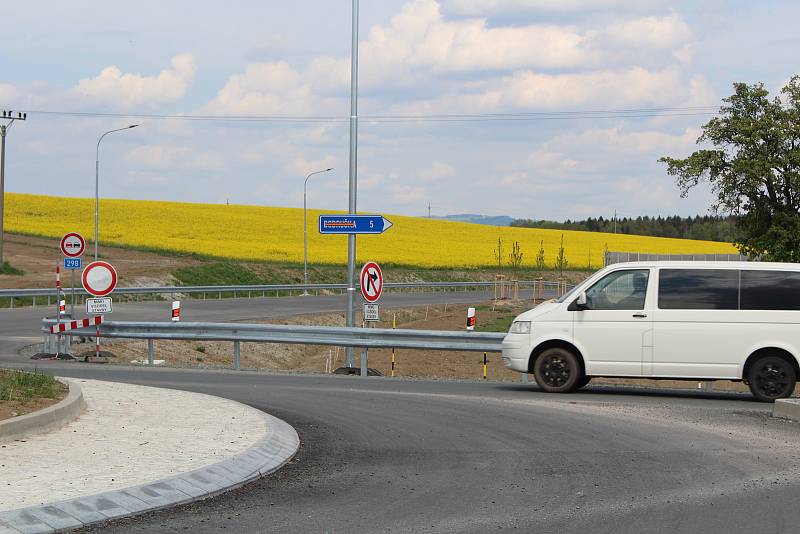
[747,355,796,402]
[534,348,581,393]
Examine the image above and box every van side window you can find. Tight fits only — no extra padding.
[584,269,649,310]
[741,270,800,310]
[658,269,738,309]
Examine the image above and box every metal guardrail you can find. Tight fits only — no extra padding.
[1,279,570,308]
[42,319,505,352]
[40,319,507,373]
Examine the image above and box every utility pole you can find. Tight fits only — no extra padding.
[614,209,617,234]
[0,111,26,265]
[345,0,360,368]
[428,202,431,218]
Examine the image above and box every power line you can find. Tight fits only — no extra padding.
[16,105,718,124]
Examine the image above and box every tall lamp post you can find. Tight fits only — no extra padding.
[95,125,138,260]
[303,167,333,292]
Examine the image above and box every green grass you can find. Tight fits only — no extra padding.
[0,261,24,275]
[481,314,518,333]
[174,262,267,286]
[0,369,61,403]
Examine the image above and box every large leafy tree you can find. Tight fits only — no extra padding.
[660,76,800,261]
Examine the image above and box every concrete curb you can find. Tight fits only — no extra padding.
[0,379,86,444]
[0,406,299,533]
[772,398,800,421]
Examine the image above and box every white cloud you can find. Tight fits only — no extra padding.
[443,0,662,16]
[358,0,592,75]
[203,61,345,115]
[605,14,691,50]
[0,83,19,102]
[390,184,426,204]
[284,155,338,177]
[124,144,223,170]
[75,54,196,109]
[420,161,455,181]
[394,67,715,114]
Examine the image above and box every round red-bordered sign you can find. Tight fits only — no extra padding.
[60,233,85,258]
[360,261,383,303]
[82,261,118,297]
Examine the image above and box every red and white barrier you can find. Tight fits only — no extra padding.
[50,316,104,334]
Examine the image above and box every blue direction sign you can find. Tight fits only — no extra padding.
[318,215,393,235]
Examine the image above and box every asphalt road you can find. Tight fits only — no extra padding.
[2,294,800,533]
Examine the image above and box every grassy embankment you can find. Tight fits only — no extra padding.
[0,369,65,420]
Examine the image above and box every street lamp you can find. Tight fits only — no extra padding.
[303,167,333,292]
[95,125,138,260]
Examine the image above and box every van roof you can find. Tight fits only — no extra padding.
[606,261,799,270]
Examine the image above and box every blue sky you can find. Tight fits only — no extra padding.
[1,0,798,220]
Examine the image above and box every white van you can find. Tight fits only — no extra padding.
[502,261,800,402]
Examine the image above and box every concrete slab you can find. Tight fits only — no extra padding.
[773,398,800,421]
[0,381,299,533]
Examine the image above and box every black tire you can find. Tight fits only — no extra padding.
[747,355,797,402]
[576,375,592,389]
[533,347,582,393]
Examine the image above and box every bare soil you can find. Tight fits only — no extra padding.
[0,382,67,421]
[0,234,201,289]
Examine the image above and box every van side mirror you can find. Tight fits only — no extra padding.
[568,291,589,311]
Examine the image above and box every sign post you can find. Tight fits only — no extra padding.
[319,213,393,369]
[60,233,85,318]
[81,260,117,362]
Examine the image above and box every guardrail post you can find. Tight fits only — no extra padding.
[147,338,154,365]
[520,372,528,384]
[360,347,368,377]
[234,340,241,370]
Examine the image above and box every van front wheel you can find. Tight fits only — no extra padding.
[747,355,796,402]
[534,348,581,393]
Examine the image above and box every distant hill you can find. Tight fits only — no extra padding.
[432,214,514,226]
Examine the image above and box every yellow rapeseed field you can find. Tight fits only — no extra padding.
[5,193,738,268]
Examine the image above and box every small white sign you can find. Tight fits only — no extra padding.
[86,297,113,315]
[363,303,380,322]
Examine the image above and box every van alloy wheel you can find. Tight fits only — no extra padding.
[747,355,797,402]
[541,355,570,387]
[533,348,582,393]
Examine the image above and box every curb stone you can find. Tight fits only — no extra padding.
[0,379,86,443]
[772,398,800,421]
[0,408,299,533]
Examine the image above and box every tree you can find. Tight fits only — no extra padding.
[493,237,504,270]
[660,76,800,261]
[535,240,546,272]
[555,234,568,276]
[508,241,524,269]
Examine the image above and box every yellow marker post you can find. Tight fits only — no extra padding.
[483,352,487,380]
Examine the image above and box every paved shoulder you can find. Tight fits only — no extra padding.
[0,379,298,533]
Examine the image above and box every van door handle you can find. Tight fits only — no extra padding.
[632,312,647,318]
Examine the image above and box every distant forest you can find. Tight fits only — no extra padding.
[510,215,739,242]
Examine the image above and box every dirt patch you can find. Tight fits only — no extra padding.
[91,301,527,380]
[0,370,68,421]
[0,234,201,289]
